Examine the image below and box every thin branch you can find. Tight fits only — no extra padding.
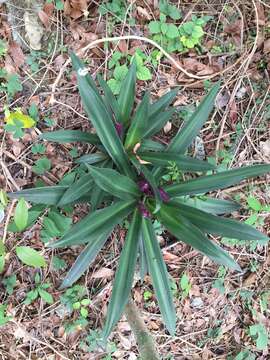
[125,300,160,360]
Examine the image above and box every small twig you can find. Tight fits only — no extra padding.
[125,299,160,360]
[10,320,70,360]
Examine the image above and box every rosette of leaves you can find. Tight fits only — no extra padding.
[9,54,270,339]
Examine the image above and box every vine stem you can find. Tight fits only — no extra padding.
[124,299,160,360]
[49,32,248,104]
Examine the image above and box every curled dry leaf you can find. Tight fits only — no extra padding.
[64,0,89,19]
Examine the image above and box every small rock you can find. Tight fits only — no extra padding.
[191,297,204,309]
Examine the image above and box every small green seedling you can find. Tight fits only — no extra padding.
[0,304,12,326]
[24,272,53,305]
[179,272,192,298]
[32,157,51,175]
[2,275,17,295]
[249,323,269,351]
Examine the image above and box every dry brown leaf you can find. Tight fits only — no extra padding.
[43,2,54,17]
[182,58,214,75]
[229,100,238,126]
[256,1,266,26]
[64,0,89,19]
[92,267,114,279]
[137,6,151,20]
[260,140,270,159]
[38,10,51,29]
[118,333,132,350]
[8,41,25,68]
[264,38,270,54]
[163,121,172,134]
[117,39,128,53]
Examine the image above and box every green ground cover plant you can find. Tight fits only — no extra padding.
[9,54,270,341]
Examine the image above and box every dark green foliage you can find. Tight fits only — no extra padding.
[9,54,270,339]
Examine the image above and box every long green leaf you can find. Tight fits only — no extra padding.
[140,139,165,152]
[97,74,123,122]
[165,164,270,197]
[40,130,100,144]
[173,196,241,215]
[87,165,140,200]
[152,83,220,179]
[60,229,111,289]
[124,92,149,150]
[138,233,148,281]
[144,108,175,138]
[76,152,108,164]
[57,173,94,207]
[150,201,241,271]
[9,186,68,205]
[149,88,178,118]
[168,82,220,153]
[71,53,134,178]
[118,62,136,125]
[103,209,142,339]
[139,151,216,171]
[169,201,268,241]
[142,217,176,335]
[50,200,136,248]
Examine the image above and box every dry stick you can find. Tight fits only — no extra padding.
[125,299,160,360]
[49,34,246,104]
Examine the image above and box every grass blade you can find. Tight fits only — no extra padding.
[57,173,94,207]
[50,200,136,247]
[40,130,100,144]
[8,186,68,205]
[168,82,220,153]
[139,151,216,171]
[87,165,140,200]
[71,52,134,178]
[170,201,268,241]
[97,74,123,122]
[151,201,241,271]
[76,152,108,164]
[124,92,150,150]
[149,88,178,118]
[172,196,241,215]
[103,209,142,339]
[144,108,175,138]
[165,164,270,197]
[60,229,111,289]
[118,62,136,125]
[142,217,176,335]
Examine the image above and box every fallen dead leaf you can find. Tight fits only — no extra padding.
[92,267,114,279]
[137,6,152,20]
[8,41,25,68]
[117,39,128,53]
[163,121,172,134]
[38,10,51,29]
[264,38,270,54]
[260,140,270,159]
[118,333,132,350]
[229,100,238,126]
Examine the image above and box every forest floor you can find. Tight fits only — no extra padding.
[0,1,270,359]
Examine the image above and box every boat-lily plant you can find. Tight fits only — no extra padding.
[9,53,270,339]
